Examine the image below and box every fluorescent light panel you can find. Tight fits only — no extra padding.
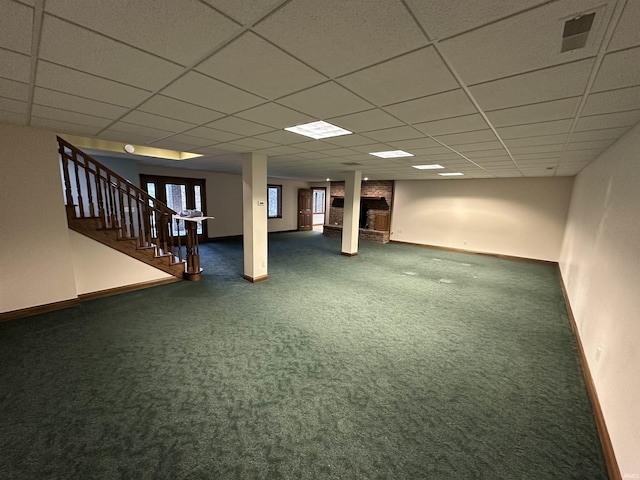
[412,164,444,170]
[284,120,352,139]
[439,172,464,176]
[369,150,414,158]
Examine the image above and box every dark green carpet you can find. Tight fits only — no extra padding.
[0,232,607,479]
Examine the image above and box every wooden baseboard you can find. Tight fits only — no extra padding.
[389,240,557,265]
[243,274,269,283]
[1,277,181,323]
[341,252,358,257]
[78,277,181,302]
[558,268,621,480]
[0,298,80,322]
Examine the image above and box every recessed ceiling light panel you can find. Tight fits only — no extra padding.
[412,164,444,170]
[439,172,464,177]
[369,150,414,158]
[284,121,352,139]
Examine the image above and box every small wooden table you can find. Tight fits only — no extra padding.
[172,215,214,281]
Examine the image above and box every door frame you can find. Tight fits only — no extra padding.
[140,174,208,241]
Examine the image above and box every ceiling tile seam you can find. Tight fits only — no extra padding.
[604,43,640,56]
[485,97,582,113]
[433,0,558,43]
[31,85,144,111]
[375,86,461,110]
[556,0,628,170]
[401,0,521,176]
[25,0,44,125]
[332,44,434,81]
[30,102,126,123]
[92,5,298,139]
[192,0,243,26]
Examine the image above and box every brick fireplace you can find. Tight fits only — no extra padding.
[324,180,393,243]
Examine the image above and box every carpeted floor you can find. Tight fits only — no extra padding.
[0,232,608,479]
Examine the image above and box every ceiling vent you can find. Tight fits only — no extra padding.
[561,12,595,52]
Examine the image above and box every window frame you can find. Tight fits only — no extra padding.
[267,184,282,219]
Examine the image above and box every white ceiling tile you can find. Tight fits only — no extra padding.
[0,77,29,101]
[33,88,128,119]
[185,126,242,143]
[323,134,379,148]
[439,0,610,85]
[100,129,163,146]
[0,48,30,82]
[104,122,174,142]
[39,16,183,91]
[486,98,580,127]
[410,147,458,156]
[575,110,640,131]
[295,141,341,152]
[230,137,279,150]
[138,96,225,125]
[0,110,27,124]
[582,86,640,115]
[211,142,256,152]
[31,116,103,136]
[338,46,458,106]
[414,114,489,136]
[384,89,477,124]
[207,116,274,136]
[0,97,27,114]
[570,127,630,142]
[592,47,640,92]
[235,103,313,129]
[362,126,422,143]
[145,138,201,151]
[32,104,113,128]
[324,147,362,157]
[497,119,573,139]
[120,111,196,133]
[157,134,218,148]
[608,0,640,51]
[464,148,510,158]
[255,0,427,77]
[505,134,568,148]
[277,82,371,119]
[510,144,565,155]
[388,137,442,150]
[204,0,283,24]
[45,0,240,65]
[454,141,505,153]
[567,139,614,151]
[407,0,549,40]
[1,0,32,54]
[434,129,498,145]
[470,59,595,111]
[197,32,325,99]
[35,61,150,107]
[161,72,264,113]
[328,108,404,133]
[253,130,308,145]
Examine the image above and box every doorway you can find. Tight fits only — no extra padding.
[312,188,325,232]
[140,174,207,240]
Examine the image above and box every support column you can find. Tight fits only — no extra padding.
[341,170,362,256]
[242,153,269,282]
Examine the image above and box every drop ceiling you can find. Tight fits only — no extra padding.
[1,0,639,181]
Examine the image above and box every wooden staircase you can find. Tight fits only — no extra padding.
[58,137,186,279]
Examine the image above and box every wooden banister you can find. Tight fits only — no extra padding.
[57,136,185,269]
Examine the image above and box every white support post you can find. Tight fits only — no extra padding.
[242,152,269,282]
[341,170,362,256]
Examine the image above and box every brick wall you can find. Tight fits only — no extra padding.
[329,180,394,229]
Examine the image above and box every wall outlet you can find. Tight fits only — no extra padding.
[596,347,602,362]
[397,229,403,234]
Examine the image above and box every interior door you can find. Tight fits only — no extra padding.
[298,188,313,231]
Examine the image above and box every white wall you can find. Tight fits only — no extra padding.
[391,177,574,261]
[69,231,172,295]
[559,123,640,476]
[0,123,78,313]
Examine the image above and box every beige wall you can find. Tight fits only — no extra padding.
[69,231,172,295]
[0,123,78,313]
[559,122,640,476]
[391,177,574,261]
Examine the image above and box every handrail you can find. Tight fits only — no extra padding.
[57,136,183,265]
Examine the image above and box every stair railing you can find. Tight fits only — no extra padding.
[57,136,183,265]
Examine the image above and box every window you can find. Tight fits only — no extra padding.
[267,185,282,218]
[312,189,325,214]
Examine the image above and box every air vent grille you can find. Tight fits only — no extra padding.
[561,12,595,52]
